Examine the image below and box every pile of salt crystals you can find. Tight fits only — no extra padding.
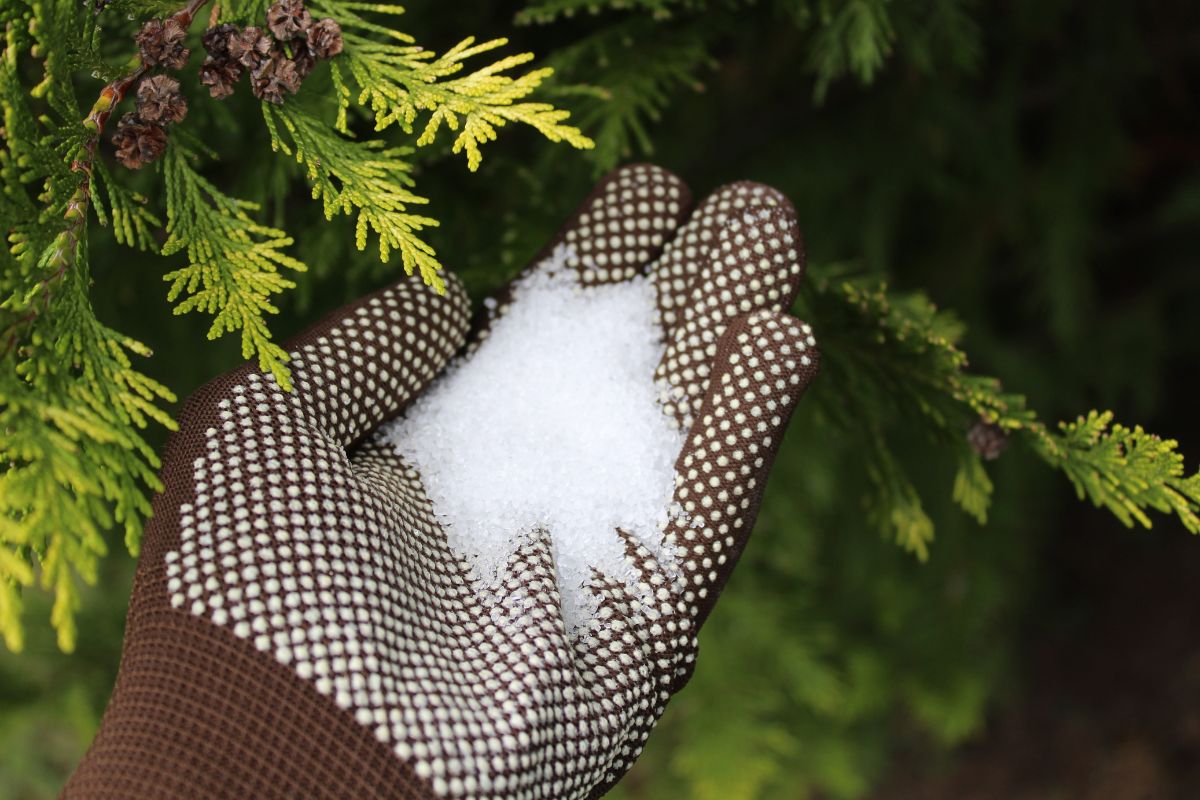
[384,248,686,631]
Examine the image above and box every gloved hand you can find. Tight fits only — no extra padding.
[65,164,818,799]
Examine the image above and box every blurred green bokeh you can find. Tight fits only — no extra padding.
[3,0,1199,797]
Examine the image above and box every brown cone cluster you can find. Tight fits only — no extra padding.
[114,4,343,169]
[114,15,193,170]
[200,0,343,104]
[112,75,187,169]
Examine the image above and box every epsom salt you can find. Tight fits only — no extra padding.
[384,250,684,630]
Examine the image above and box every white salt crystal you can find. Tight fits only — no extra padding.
[383,248,685,631]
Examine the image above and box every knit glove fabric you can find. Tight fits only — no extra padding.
[65,164,819,800]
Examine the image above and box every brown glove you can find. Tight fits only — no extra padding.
[64,164,818,799]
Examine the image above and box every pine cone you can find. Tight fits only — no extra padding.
[307,18,343,60]
[968,420,1009,461]
[201,23,239,58]
[250,53,303,105]
[266,0,312,41]
[229,26,273,69]
[136,75,188,124]
[199,55,243,100]
[290,39,317,79]
[111,113,167,169]
[136,18,189,70]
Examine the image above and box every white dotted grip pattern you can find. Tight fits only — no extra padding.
[158,165,819,800]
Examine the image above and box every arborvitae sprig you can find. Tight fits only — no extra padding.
[1035,412,1200,533]
[161,142,306,389]
[314,0,594,169]
[89,160,161,252]
[801,268,1200,557]
[262,102,440,287]
[540,18,714,173]
[1,0,181,653]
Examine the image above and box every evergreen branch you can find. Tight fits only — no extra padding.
[1,315,176,651]
[161,143,306,389]
[1031,412,1200,534]
[3,0,597,654]
[803,269,1199,555]
[952,450,994,525]
[865,432,935,559]
[805,0,894,100]
[541,19,714,172]
[2,25,178,641]
[0,0,210,357]
[91,160,162,252]
[262,102,442,288]
[312,0,592,169]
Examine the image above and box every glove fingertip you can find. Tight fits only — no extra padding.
[540,163,694,285]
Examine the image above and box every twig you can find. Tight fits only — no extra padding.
[0,0,212,358]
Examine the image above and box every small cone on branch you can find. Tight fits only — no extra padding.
[250,53,303,104]
[267,0,313,41]
[200,23,247,99]
[136,75,188,124]
[136,18,189,70]
[307,18,343,60]
[111,113,167,169]
[201,23,239,58]
[199,56,243,99]
[191,4,343,107]
[229,26,273,69]
[968,419,1009,461]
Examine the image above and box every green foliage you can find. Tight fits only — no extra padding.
[1,0,175,653]
[801,271,1200,558]
[161,142,306,388]
[520,0,982,150]
[803,0,895,98]
[1035,412,1200,533]
[317,0,593,168]
[263,102,439,288]
[541,19,714,172]
[90,161,161,253]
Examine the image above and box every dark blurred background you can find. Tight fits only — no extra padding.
[3,0,1200,797]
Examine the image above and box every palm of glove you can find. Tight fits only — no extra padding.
[67,166,818,800]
